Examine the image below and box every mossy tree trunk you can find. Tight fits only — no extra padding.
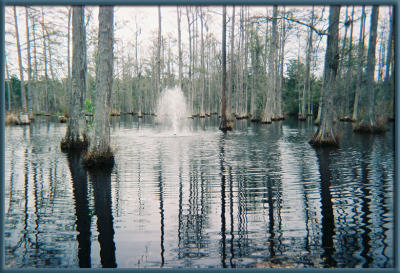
[61,6,88,152]
[310,5,341,147]
[354,6,382,133]
[84,6,114,168]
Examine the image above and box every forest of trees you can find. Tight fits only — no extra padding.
[5,5,395,144]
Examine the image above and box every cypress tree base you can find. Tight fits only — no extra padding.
[82,148,115,171]
[309,130,341,148]
[261,120,272,124]
[353,123,387,134]
[219,120,233,132]
[60,136,88,153]
[309,136,339,148]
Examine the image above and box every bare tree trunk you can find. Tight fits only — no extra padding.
[261,5,278,124]
[199,7,206,117]
[219,6,231,132]
[32,11,39,113]
[301,7,314,121]
[61,6,88,152]
[25,7,33,117]
[384,7,394,120]
[227,6,235,122]
[186,7,193,115]
[41,8,49,114]
[67,7,72,101]
[13,6,28,113]
[84,6,114,168]
[5,55,11,112]
[156,6,162,94]
[354,6,382,132]
[177,6,183,89]
[352,6,366,122]
[243,7,249,118]
[276,6,286,120]
[310,5,341,147]
[343,6,354,120]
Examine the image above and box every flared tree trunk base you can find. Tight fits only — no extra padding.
[61,136,89,153]
[219,120,233,132]
[353,122,387,134]
[309,129,340,148]
[82,148,115,171]
[309,136,339,147]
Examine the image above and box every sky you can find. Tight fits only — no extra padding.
[4,5,393,81]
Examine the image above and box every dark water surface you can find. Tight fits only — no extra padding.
[4,116,394,268]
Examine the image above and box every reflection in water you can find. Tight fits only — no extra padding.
[316,148,337,268]
[4,116,395,268]
[66,152,91,268]
[89,169,117,268]
[157,148,165,267]
[219,136,227,268]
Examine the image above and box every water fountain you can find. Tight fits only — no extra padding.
[155,87,189,135]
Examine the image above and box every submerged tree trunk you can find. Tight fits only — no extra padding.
[219,6,231,132]
[310,6,341,147]
[61,6,88,152]
[354,6,383,133]
[84,6,114,169]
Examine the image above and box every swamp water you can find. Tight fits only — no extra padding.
[4,114,394,268]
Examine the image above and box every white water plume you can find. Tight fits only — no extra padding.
[155,87,189,134]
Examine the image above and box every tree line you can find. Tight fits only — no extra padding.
[5,5,394,147]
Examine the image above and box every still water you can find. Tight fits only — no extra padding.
[4,115,394,268]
